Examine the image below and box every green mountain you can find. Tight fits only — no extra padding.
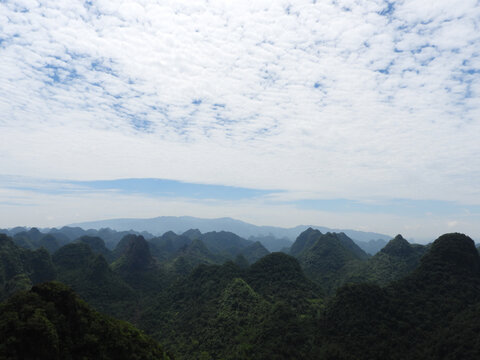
[0,282,171,360]
[182,228,202,240]
[9,226,157,252]
[15,227,43,243]
[113,233,157,260]
[335,232,370,260]
[148,231,192,261]
[10,232,35,249]
[23,247,57,285]
[0,227,27,237]
[289,227,321,256]
[37,234,63,253]
[95,228,155,249]
[0,233,56,300]
[75,235,113,262]
[53,242,95,271]
[48,226,87,241]
[246,252,322,312]
[149,230,268,275]
[169,238,224,276]
[346,234,427,286]
[140,261,244,358]
[291,229,369,294]
[240,241,270,264]
[318,232,480,359]
[114,235,155,272]
[53,242,136,319]
[198,230,254,257]
[112,235,165,295]
[211,277,269,358]
[12,228,68,253]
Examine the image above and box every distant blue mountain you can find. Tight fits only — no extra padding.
[69,216,391,253]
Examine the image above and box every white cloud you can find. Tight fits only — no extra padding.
[0,0,480,234]
[447,220,459,228]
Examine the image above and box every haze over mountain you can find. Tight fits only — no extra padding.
[70,216,391,250]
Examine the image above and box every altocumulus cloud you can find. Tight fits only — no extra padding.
[0,0,480,233]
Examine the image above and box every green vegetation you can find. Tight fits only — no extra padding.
[139,254,322,359]
[0,282,171,360]
[12,228,69,253]
[111,235,166,299]
[317,233,480,359]
[75,235,113,262]
[345,234,427,286]
[291,229,368,294]
[0,234,56,300]
[54,242,137,319]
[238,241,269,264]
[1,228,480,359]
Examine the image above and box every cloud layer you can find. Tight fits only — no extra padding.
[1,0,480,237]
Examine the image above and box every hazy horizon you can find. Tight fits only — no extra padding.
[0,212,463,244]
[1,1,479,241]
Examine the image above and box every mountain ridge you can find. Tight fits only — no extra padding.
[68,215,392,252]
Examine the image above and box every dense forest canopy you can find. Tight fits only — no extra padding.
[1,227,480,359]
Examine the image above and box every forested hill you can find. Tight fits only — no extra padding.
[320,232,480,359]
[0,282,171,359]
[1,229,480,359]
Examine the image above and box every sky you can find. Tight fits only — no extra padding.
[1,0,480,242]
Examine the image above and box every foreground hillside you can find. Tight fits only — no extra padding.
[1,229,479,359]
[0,282,171,360]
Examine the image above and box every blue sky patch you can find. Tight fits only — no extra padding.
[3,177,277,201]
[43,64,79,84]
[293,198,480,217]
[130,117,153,131]
[74,178,278,200]
[90,59,116,76]
[379,1,395,17]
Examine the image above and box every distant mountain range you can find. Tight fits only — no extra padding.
[69,216,391,253]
